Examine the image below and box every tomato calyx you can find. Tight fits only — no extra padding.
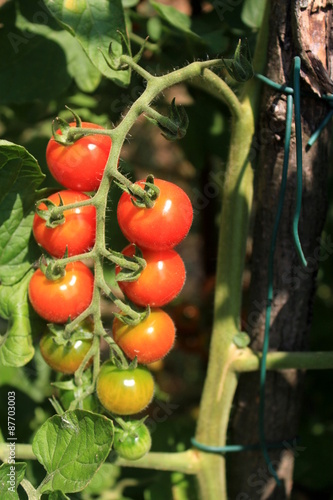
[46,318,94,347]
[113,303,150,327]
[105,246,146,282]
[222,38,253,83]
[52,370,96,412]
[115,174,160,209]
[113,246,146,282]
[153,98,189,141]
[39,255,67,281]
[35,194,66,229]
[114,415,147,434]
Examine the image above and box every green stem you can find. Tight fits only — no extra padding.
[114,450,200,474]
[129,32,161,53]
[0,443,36,461]
[20,478,40,500]
[194,3,270,499]
[232,349,333,372]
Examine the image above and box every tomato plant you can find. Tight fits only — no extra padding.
[33,190,96,258]
[112,308,176,364]
[113,421,151,460]
[116,244,186,307]
[117,178,193,250]
[28,262,94,323]
[96,362,155,415]
[46,122,112,191]
[40,319,94,374]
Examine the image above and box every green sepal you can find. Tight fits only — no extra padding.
[39,255,66,281]
[232,331,251,348]
[115,246,146,282]
[52,379,77,391]
[159,98,189,141]
[49,395,65,415]
[113,305,150,326]
[127,357,138,370]
[129,175,160,208]
[222,38,253,83]
[35,194,66,229]
[47,317,94,345]
[64,105,82,127]
[132,36,150,64]
[115,416,148,433]
[106,247,146,278]
[51,117,85,146]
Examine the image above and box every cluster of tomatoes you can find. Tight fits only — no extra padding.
[27,120,193,459]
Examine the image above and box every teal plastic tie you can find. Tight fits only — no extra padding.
[259,91,294,487]
[292,56,307,268]
[191,437,298,454]
[307,108,333,148]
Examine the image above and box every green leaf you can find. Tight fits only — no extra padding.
[241,0,265,28]
[0,26,72,104]
[15,8,102,94]
[83,463,120,495]
[122,0,140,7]
[150,0,200,41]
[0,270,36,367]
[0,140,45,285]
[0,462,26,500]
[48,492,70,500]
[43,0,130,87]
[32,410,114,494]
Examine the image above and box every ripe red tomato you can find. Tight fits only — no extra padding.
[116,245,186,307]
[112,308,176,364]
[117,178,193,250]
[40,319,94,374]
[97,362,154,415]
[33,190,96,258]
[29,262,94,323]
[46,122,112,191]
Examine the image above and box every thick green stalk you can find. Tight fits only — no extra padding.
[194,99,255,500]
[194,3,270,498]
[232,349,333,372]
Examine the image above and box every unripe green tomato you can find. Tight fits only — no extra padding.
[59,389,99,412]
[113,423,151,460]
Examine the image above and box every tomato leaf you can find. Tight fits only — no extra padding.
[241,0,266,29]
[149,0,201,41]
[43,0,130,87]
[47,492,71,500]
[0,19,72,104]
[0,462,27,499]
[15,8,102,94]
[32,410,114,494]
[0,270,37,367]
[0,140,45,286]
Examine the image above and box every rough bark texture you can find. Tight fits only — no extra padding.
[228,1,333,499]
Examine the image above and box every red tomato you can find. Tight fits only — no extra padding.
[112,308,176,364]
[28,262,94,323]
[40,319,94,374]
[116,245,186,307]
[97,362,154,415]
[117,179,193,250]
[33,190,96,258]
[46,122,112,191]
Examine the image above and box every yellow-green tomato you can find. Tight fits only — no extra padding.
[97,362,154,415]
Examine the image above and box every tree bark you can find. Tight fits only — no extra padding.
[228,1,333,499]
